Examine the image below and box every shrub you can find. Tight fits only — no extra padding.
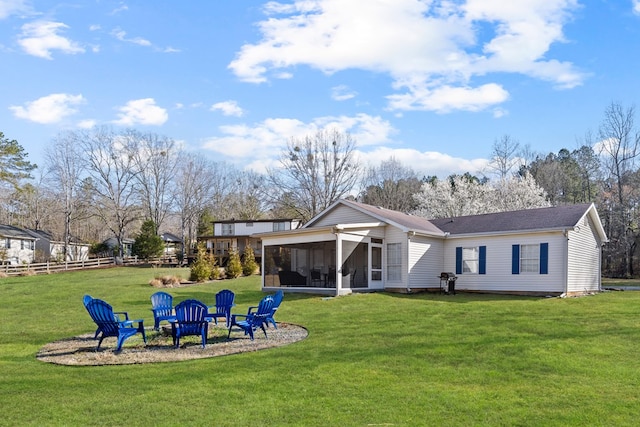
[226,248,242,279]
[149,278,163,287]
[242,246,259,276]
[189,243,212,282]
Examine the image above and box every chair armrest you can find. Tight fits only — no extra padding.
[114,311,130,321]
[246,306,258,315]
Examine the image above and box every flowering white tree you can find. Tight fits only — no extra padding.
[413,173,549,219]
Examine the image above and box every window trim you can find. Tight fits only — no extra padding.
[386,243,402,281]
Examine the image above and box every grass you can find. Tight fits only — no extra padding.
[2,268,640,426]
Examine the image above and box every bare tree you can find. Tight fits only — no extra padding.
[268,128,360,222]
[174,154,216,261]
[597,102,640,277]
[359,157,422,212]
[128,131,180,233]
[487,135,521,179]
[45,131,86,259]
[79,127,142,258]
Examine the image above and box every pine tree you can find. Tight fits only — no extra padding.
[242,246,259,276]
[226,248,242,279]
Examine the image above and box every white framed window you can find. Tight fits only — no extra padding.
[520,244,540,273]
[462,247,479,273]
[386,243,402,281]
[221,224,234,236]
[273,222,287,231]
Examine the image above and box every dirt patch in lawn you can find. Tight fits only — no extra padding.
[36,323,307,366]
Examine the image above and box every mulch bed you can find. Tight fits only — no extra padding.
[36,322,308,366]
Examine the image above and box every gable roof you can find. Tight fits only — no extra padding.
[429,203,606,239]
[0,224,37,240]
[305,199,445,237]
[161,232,182,243]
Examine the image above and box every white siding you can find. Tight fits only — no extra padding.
[443,232,567,294]
[312,205,378,227]
[407,235,444,290]
[567,216,602,293]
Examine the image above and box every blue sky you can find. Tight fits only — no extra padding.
[2,0,640,178]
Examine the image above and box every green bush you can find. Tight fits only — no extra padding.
[189,243,212,282]
[132,220,164,260]
[226,248,242,279]
[242,246,259,276]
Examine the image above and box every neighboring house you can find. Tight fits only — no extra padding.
[0,225,37,265]
[26,229,90,262]
[255,199,607,296]
[199,219,301,266]
[160,232,183,256]
[103,237,135,257]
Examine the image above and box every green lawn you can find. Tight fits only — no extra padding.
[2,268,640,426]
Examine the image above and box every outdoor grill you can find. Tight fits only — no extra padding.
[439,272,457,295]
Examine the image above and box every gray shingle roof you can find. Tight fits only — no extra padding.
[429,203,594,235]
[0,224,36,240]
[339,199,445,236]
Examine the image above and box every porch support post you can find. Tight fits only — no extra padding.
[335,231,342,296]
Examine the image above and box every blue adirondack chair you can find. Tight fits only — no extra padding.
[228,296,275,341]
[84,298,146,351]
[150,291,177,330]
[83,294,134,339]
[207,289,235,327]
[248,290,283,329]
[172,299,209,348]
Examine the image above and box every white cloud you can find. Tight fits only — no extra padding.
[211,100,244,117]
[387,83,509,113]
[201,113,395,173]
[77,119,96,129]
[229,0,584,112]
[358,147,491,179]
[10,93,85,124]
[111,28,151,47]
[113,98,168,126]
[0,0,29,19]
[110,27,179,52]
[331,85,357,101]
[18,21,85,59]
[633,0,640,15]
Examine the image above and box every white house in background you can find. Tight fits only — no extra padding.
[198,218,301,266]
[0,225,37,265]
[26,229,90,262]
[255,199,607,296]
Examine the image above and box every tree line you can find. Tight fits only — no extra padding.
[1,102,639,277]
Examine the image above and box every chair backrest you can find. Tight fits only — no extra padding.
[151,291,173,310]
[174,299,208,322]
[83,294,93,308]
[215,289,235,314]
[249,296,275,326]
[271,290,284,309]
[85,298,120,336]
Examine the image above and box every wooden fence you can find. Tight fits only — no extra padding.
[0,257,116,276]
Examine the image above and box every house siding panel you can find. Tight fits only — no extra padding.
[312,205,379,227]
[443,232,566,294]
[407,236,443,290]
[567,216,602,293]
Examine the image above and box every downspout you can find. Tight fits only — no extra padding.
[335,229,342,297]
[561,228,569,298]
[407,231,415,293]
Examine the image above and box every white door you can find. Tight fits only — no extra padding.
[369,241,384,289]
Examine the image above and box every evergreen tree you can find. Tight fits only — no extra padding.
[189,242,212,282]
[242,246,259,276]
[132,219,164,260]
[226,248,242,279]
[0,132,36,189]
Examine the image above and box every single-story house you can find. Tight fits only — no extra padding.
[160,232,183,256]
[26,229,90,262]
[0,224,37,265]
[103,237,135,257]
[255,199,607,296]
